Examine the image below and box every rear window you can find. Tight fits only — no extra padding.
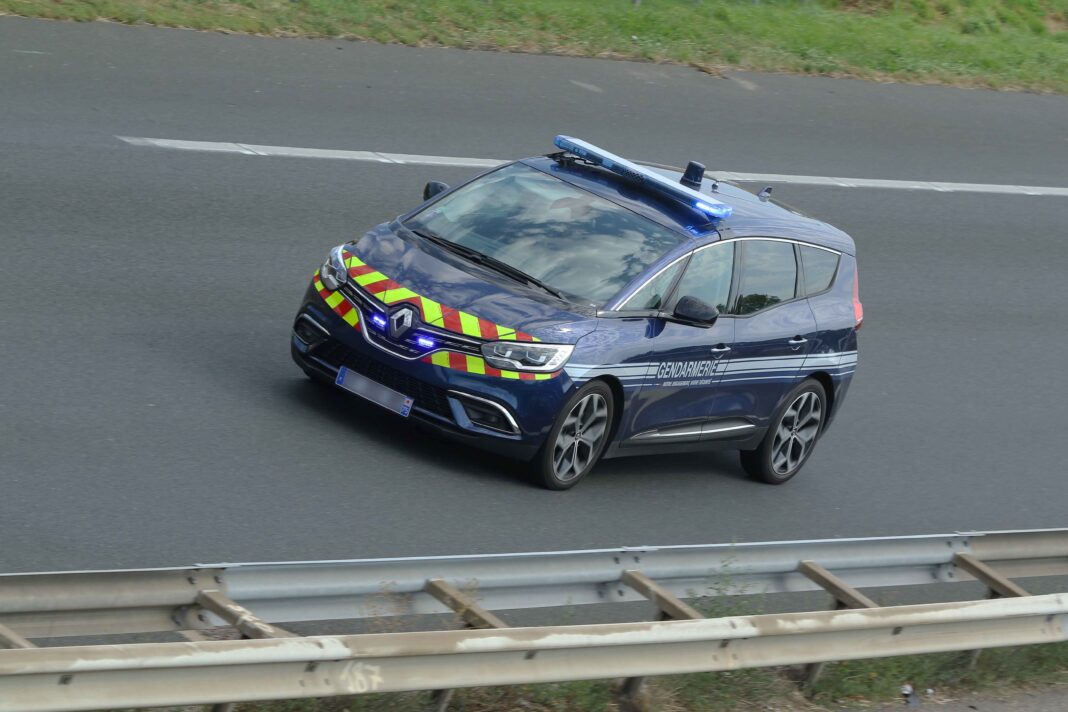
[800,245,840,295]
[733,240,798,315]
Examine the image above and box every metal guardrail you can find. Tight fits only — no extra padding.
[1,529,1066,711]
[4,528,1067,639]
[3,595,1067,712]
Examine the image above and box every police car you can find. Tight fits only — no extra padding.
[292,136,861,489]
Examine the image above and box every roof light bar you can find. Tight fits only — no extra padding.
[553,135,732,219]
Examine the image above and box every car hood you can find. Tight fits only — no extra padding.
[348,222,598,344]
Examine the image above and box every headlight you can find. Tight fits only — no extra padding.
[480,341,574,373]
[319,245,349,291]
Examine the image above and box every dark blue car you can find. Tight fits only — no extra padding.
[292,137,862,489]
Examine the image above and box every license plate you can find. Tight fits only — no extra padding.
[335,366,414,417]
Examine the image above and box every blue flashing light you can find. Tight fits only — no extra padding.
[416,336,436,349]
[371,314,387,329]
[553,135,732,220]
[694,201,731,219]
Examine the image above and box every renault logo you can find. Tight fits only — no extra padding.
[388,305,417,339]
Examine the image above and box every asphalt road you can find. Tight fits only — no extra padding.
[1,18,1067,574]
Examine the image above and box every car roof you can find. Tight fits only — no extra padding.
[521,155,856,256]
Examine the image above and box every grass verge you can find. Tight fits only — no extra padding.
[2,0,1066,93]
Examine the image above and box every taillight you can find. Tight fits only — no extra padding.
[852,270,864,330]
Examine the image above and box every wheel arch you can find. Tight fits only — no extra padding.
[807,371,835,414]
[591,375,626,445]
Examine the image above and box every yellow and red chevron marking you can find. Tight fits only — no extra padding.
[312,254,561,381]
[313,270,361,330]
[421,351,558,381]
[340,250,541,343]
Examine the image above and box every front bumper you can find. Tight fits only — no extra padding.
[291,282,574,461]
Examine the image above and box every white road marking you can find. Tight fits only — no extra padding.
[117,136,1068,197]
[12,49,50,55]
[724,73,760,91]
[711,171,1068,197]
[569,80,604,94]
[117,136,502,167]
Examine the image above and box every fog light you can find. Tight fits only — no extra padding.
[294,315,328,346]
[463,401,508,430]
[449,391,519,435]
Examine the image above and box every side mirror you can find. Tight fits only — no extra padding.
[423,181,450,201]
[673,295,719,325]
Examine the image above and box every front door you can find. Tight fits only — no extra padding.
[628,241,738,442]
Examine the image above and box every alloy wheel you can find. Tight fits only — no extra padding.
[552,393,609,483]
[771,391,823,475]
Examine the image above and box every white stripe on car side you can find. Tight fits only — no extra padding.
[566,349,857,384]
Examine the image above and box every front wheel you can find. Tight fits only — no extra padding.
[532,381,614,490]
[740,379,827,485]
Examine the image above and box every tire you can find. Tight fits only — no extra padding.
[531,380,615,490]
[740,378,827,485]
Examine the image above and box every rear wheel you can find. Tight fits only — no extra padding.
[740,379,826,484]
[532,381,614,490]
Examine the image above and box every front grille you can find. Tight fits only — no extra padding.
[363,325,424,358]
[340,282,481,357]
[314,341,453,420]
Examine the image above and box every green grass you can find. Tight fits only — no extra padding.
[2,0,1066,92]
[809,642,1068,705]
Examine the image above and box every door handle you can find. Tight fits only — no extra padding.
[788,336,808,346]
[710,344,732,354]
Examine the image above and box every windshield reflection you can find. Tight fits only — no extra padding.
[406,163,686,305]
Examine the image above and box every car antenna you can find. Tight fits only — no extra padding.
[683,160,722,193]
[758,186,773,202]
[680,161,705,190]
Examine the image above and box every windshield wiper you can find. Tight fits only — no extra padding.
[409,227,480,259]
[408,227,564,301]
[475,253,565,300]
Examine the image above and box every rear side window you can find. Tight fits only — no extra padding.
[733,240,797,315]
[672,243,735,312]
[800,245,840,295]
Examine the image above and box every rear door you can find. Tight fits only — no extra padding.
[716,239,819,427]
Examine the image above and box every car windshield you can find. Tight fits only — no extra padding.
[405,163,686,305]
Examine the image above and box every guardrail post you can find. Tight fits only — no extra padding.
[953,553,1031,599]
[952,553,1030,668]
[424,578,508,711]
[195,590,298,640]
[0,623,35,649]
[617,570,704,712]
[192,590,297,712]
[797,560,878,694]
